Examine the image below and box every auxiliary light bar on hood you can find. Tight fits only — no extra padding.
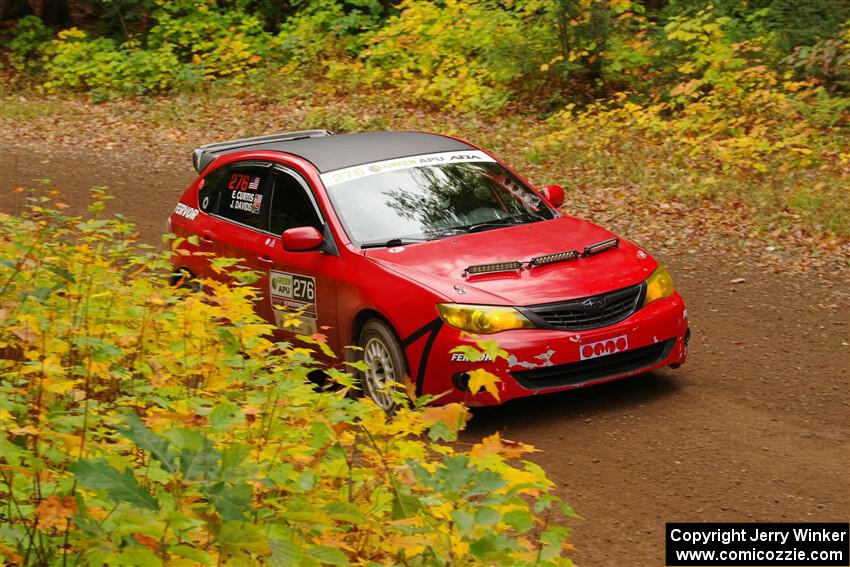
[462,238,620,277]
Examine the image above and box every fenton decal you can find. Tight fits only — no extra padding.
[579,335,628,361]
[450,352,493,362]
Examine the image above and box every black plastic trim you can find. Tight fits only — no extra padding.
[518,282,646,331]
[511,338,675,391]
[401,318,443,397]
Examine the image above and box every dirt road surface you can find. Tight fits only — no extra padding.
[3,146,848,566]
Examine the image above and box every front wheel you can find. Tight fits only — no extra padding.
[358,319,407,412]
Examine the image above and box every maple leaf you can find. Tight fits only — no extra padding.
[471,433,537,460]
[421,403,470,433]
[35,495,77,531]
[132,532,161,552]
[467,368,502,402]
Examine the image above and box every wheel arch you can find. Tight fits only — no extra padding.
[349,309,409,372]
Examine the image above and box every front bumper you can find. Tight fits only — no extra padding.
[408,292,688,406]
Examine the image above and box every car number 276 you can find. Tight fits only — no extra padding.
[292,275,315,302]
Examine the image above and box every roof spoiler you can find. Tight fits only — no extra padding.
[191,129,334,173]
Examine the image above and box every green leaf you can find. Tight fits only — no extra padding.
[177,433,220,481]
[324,501,365,524]
[218,521,269,555]
[307,545,350,566]
[207,482,251,522]
[270,539,303,565]
[117,413,176,473]
[391,493,423,520]
[476,339,509,361]
[219,443,250,477]
[464,470,506,498]
[450,509,474,532]
[470,536,496,560]
[503,509,535,532]
[103,545,163,566]
[474,507,499,526]
[168,545,213,566]
[295,469,316,492]
[70,459,158,510]
[559,501,582,520]
[209,402,245,431]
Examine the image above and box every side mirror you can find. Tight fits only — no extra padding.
[540,184,565,208]
[282,226,324,252]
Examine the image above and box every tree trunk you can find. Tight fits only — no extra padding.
[40,0,70,27]
[1,0,33,20]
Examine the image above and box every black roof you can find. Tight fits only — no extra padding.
[192,130,475,174]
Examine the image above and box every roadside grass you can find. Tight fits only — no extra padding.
[0,95,71,120]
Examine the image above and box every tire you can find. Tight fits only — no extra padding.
[169,268,200,292]
[358,319,408,412]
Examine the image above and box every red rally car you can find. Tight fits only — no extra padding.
[169,130,689,409]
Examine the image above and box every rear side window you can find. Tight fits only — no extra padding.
[198,167,226,212]
[213,164,273,231]
[269,170,322,235]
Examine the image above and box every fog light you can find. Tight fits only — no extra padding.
[452,372,471,392]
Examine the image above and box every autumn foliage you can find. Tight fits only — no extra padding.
[0,194,577,565]
[2,0,847,238]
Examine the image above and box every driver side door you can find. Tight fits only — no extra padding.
[264,166,341,356]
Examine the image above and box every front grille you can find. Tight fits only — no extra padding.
[522,283,644,331]
[511,339,674,390]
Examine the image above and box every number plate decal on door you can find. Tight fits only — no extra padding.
[269,271,317,334]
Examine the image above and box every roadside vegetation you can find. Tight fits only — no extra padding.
[0,194,577,565]
[2,0,848,238]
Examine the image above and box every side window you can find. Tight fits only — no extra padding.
[198,167,226,213]
[269,170,323,235]
[217,165,273,231]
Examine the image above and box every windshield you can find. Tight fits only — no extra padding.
[323,155,556,246]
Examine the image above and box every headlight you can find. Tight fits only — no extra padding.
[644,264,674,305]
[436,304,536,334]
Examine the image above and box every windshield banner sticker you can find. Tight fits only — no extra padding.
[320,150,496,187]
[269,270,317,334]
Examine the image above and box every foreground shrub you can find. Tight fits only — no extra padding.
[0,193,577,566]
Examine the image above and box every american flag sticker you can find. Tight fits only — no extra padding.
[248,176,260,191]
[252,194,263,213]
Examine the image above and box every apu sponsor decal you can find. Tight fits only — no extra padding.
[579,335,628,361]
[320,150,496,187]
[269,271,317,334]
[174,203,200,221]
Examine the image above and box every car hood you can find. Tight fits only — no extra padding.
[363,216,658,306]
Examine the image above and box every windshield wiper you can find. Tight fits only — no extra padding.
[359,237,428,249]
[462,217,527,233]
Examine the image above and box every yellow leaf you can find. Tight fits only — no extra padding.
[421,403,470,433]
[467,369,502,402]
[471,432,536,460]
[35,496,77,531]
